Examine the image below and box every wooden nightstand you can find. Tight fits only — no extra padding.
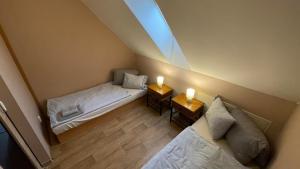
[147,84,173,115]
[170,93,204,127]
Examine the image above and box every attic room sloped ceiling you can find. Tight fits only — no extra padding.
[82,0,300,102]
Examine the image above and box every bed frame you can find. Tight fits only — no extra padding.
[50,97,145,144]
[196,93,272,133]
[223,101,272,133]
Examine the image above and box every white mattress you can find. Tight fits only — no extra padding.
[142,127,249,169]
[192,116,260,169]
[47,82,146,135]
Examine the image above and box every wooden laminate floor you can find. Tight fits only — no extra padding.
[49,99,182,169]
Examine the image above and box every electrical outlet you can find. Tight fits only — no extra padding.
[37,115,42,123]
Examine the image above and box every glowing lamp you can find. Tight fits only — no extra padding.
[186,88,195,103]
[156,76,164,88]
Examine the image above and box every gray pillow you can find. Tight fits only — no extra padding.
[225,108,270,167]
[122,73,148,89]
[205,98,236,139]
[112,69,139,85]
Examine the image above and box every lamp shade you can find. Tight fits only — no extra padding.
[157,76,164,88]
[186,88,195,103]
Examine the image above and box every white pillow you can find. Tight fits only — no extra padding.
[205,97,236,139]
[122,73,148,89]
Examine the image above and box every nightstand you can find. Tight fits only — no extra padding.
[147,83,173,115]
[170,93,204,127]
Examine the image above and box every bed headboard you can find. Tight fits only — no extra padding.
[223,101,272,133]
[195,92,272,133]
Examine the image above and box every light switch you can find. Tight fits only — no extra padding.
[37,115,42,123]
[0,101,7,112]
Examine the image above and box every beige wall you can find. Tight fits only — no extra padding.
[0,0,136,107]
[137,55,296,143]
[156,0,300,102]
[0,35,51,165]
[83,0,300,102]
[269,105,300,169]
[82,0,164,63]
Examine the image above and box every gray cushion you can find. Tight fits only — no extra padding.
[205,98,236,139]
[225,108,270,167]
[122,73,148,89]
[112,69,139,85]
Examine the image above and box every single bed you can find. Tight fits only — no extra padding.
[142,125,249,169]
[142,97,270,169]
[142,116,259,169]
[47,82,146,135]
[192,116,260,169]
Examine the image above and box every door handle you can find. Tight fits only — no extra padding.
[0,101,7,112]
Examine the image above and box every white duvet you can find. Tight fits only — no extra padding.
[142,127,249,169]
[47,83,130,128]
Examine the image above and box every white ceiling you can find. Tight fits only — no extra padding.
[82,0,300,102]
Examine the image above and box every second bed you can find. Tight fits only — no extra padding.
[47,82,146,135]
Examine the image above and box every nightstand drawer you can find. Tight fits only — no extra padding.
[172,102,201,120]
[170,93,204,128]
[147,84,173,116]
[148,88,172,99]
[147,89,161,98]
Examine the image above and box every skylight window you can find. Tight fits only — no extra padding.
[124,0,190,69]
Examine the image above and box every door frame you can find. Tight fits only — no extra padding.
[0,103,43,169]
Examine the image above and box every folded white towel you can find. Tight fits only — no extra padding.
[61,106,80,117]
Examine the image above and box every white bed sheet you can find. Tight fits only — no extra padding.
[47,82,146,135]
[192,116,260,169]
[142,127,249,169]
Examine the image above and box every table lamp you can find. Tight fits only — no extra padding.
[157,76,164,88]
[186,88,195,103]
